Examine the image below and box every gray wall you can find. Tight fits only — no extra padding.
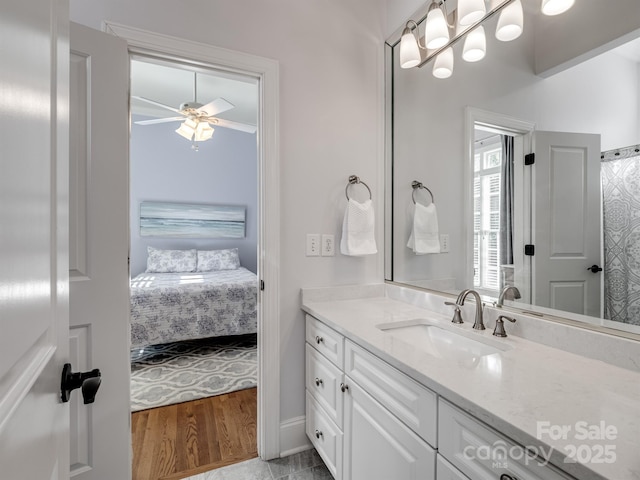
[130,114,258,276]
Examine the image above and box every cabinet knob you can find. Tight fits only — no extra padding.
[315,429,323,439]
[500,474,517,480]
[315,335,324,344]
[315,377,323,386]
[340,383,349,393]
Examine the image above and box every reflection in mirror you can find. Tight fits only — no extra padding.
[386,2,640,337]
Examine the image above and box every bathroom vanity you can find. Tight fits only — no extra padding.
[301,284,640,480]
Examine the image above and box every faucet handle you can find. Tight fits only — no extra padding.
[444,301,464,324]
[493,315,516,337]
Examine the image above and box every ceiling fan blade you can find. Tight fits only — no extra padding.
[134,116,185,125]
[196,98,234,117]
[132,96,181,113]
[209,117,257,134]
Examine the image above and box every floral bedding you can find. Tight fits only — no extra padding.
[130,267,257,348]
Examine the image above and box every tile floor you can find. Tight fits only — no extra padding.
[183,449,331,480]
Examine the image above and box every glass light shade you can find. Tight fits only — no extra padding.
[433,48,454,78]
[458,0,486,26]
[175,118,198,140]
[400,29,421,69]
[462,26,486,62]
[541,0,575,15]
[194,122,214,141]
[425,7,450,50]
[496,0,523,41]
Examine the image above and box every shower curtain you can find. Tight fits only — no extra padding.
[601,150,640,325]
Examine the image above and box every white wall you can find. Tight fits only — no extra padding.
[70,0,386,434]
[391,8,640,288]
[130,115,258,276]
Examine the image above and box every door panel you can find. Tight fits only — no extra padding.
[69,22,131,480]
[0,0,69,478]
[533,131,601,317]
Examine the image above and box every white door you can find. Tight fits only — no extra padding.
[0,0,70,479]
[532,131,601,317]
[343,381,436,480]
[69,22,131,479]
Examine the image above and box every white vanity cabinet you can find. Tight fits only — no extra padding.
[305,314,437,480]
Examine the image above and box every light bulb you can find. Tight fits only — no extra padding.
[400,26,421,68]
[541,0,575,16]
[458,0,486,26]
[433,48,454,78]
[425,5,450,50]
[463,26,486,62]
[496,0,523,41]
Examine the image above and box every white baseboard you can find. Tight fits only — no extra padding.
[279,415,311,457]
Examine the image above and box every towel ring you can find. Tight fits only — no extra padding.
[345,175,372,201]
[411,181,434,205]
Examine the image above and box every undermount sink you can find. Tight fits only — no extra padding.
[377,318,511,366]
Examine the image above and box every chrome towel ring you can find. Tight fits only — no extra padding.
[345,175,372,201]
[411,180,434,205]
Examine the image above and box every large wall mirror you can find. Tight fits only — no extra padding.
[385,0,640,338]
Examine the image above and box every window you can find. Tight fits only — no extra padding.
[473,142,502,294]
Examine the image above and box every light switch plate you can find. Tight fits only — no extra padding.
[306,234,320,256]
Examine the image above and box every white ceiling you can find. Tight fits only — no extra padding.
[130,59,259,126]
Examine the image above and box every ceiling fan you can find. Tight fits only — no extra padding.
[132,72,257,146]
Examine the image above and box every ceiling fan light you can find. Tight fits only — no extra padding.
[462,26,486,62]
[433,47,454,79]
[496,0,523,41]
[194,122,214,142]
[458,0,486,26]
[400,24,421,69]
[425,5,450,50]
[541,0,575,16]
[175,119,197,141]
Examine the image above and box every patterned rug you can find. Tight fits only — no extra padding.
[130,334,257,412]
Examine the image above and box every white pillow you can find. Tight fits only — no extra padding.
[196,248,240,272]
[146,247,197,273]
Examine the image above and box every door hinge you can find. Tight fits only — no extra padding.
[260,280,265,291]
[525,153,535,165]
[524,244,535,256]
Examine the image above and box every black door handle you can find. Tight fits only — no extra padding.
[61,363,102,404]
[587,264,603,273]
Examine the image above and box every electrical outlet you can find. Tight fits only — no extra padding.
[321,234,335,256]
[306,234,320,256]
[440,234,450,253]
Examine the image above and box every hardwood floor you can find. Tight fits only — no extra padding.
[132,388,258,480]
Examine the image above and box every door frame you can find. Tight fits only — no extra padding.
[104,22,281,460]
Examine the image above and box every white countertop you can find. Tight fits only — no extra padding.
[301,286,640,480]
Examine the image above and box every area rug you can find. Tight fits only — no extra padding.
[130,333,257,412]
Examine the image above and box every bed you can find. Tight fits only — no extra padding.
[130,247,257,349]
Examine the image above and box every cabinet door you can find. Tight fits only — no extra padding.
[344,380,436,480]
[437,454,470,480]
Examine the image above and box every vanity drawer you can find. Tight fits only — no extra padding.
[437,454,470,480]
[306,343,344,425]
[306,391,343,480]
[306,314,344,368]
[344,340,437,447]
[438,400,574,480]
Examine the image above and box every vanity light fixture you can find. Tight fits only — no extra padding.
[399,0,574,78]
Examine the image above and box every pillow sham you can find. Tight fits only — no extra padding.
[146,246,197,273]
[196,248,240,272]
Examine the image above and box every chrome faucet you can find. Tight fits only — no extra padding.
[496,285,521,308]
[456,289,485,330]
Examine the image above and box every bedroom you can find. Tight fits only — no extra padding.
[128,57,260,477]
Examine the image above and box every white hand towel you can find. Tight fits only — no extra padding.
[407,202,441,254]
[340,198,377,256]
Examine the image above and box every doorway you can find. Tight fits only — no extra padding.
[128,56,260,479]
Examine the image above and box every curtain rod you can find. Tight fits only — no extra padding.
[601,144,640,162]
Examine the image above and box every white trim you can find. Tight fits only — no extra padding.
[279,416,312,457]
[103,22,281,460]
